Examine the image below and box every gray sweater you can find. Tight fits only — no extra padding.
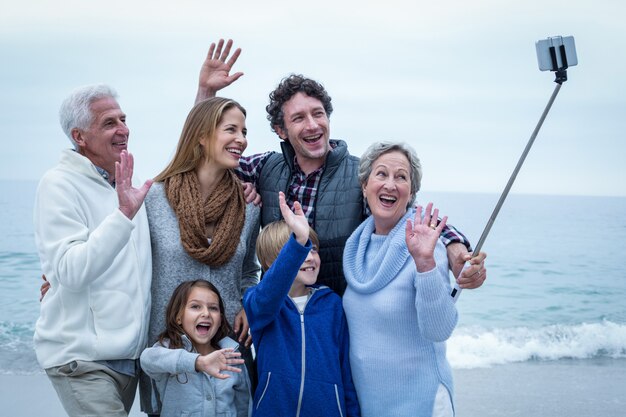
[140,182,260,414]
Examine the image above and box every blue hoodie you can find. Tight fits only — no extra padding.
[243,235,360,417]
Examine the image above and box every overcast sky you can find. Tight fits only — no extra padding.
[2,0,625,196]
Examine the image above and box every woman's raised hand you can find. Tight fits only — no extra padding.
[406,203,447,272]
[278,191,309,246]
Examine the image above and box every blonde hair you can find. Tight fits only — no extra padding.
[256,220,319,271]
[154,97,246,182]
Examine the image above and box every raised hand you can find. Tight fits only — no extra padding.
[406,203,448,272]
[278,191,309,246]
[116,150,153,220]
[195,348,244,379]
[196,39,244,103]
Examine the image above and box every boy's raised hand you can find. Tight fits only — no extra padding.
[278,191,309,246]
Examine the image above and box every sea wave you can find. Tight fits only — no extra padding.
[3,319,626,374]
[0,321,40,375]
[448,320,626,369]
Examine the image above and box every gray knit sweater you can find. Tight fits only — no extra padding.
[140,182,260,414]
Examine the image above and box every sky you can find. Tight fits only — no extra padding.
[2,0,625,197]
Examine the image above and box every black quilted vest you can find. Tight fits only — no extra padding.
[258,140,364,295]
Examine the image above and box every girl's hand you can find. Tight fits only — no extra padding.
[406,202,447,272]
[195,348,244,379]
[278,191,309,246]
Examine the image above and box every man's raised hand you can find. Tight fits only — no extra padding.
[196,39,244,103]
[116,151,152,220]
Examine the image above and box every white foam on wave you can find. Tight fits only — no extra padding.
[448,320,626,369]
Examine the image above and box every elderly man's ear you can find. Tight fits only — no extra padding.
[71,129,86,148]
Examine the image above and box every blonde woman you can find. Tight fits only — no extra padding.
[140,97,260,416]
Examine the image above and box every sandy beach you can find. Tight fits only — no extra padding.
[454,358,626,417]
[1,373,143,417]
[4,358,624,416]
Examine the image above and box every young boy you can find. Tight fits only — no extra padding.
[243,192,360,417]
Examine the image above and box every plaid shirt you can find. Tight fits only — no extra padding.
[237,148,471,249]
[238,151,323,227]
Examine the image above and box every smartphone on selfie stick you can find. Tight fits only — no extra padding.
[450,36,578,302]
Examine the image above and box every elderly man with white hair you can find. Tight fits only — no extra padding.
[33,85,153,417]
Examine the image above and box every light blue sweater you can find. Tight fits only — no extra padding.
[342,209,458,416]
[140,336,252,417]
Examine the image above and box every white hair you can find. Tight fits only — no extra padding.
[59,84,118,148]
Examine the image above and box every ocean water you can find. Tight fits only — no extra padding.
[1,180,625,374]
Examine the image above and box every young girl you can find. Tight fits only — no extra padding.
[140,280,252,417]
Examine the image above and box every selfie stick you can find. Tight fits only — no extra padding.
[450,40,572,302]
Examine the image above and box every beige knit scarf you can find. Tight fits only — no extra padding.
[165,170,245,266]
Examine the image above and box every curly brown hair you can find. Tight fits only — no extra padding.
[158,279,232,351]
[266,74,333,134]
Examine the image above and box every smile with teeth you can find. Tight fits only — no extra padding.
[379,194,397,206]
[302,134,322,143]
[196,322,211,335]
[300,266,315,272]
[227,147,242,156]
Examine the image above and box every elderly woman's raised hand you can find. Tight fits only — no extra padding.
[406,203,448,273]
[278,191,310,246]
